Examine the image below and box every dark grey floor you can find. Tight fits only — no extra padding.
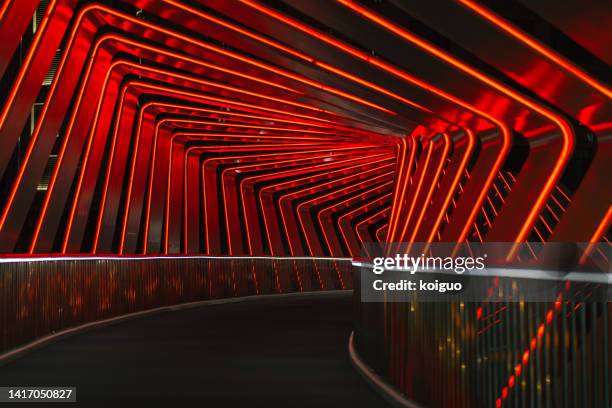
[0,292,389,407]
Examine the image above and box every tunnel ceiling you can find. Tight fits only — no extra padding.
[0,0,609,256]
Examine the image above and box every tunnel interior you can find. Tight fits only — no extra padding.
[0,1,610,407]
[0,0,608,256]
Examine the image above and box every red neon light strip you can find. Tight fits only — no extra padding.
[336,0,574,246]
[458,0,612,99]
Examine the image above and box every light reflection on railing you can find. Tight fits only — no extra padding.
[0,257,352,354]
[353,270,610,407]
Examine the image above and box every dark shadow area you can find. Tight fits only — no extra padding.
[0,292,389,407]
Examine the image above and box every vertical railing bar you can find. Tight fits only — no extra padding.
[579,302,588,408]
[602,302,609,407]
[570,300,578,408]
[535,303,542,407]
[561,301,569,408]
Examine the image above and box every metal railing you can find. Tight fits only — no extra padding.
[353,268,610,407]
[0,256,352,355]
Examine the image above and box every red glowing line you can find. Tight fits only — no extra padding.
[238,0,510,245]
[458,0,612,99]
[151,124,356,255]
[264,157,393,255]
[146,103,365,136]
[135,100,378,253]
[17,1,444,252]
[210,145,373,254]
[579,204,612,264]
[112,100,164,253]
[111,75,385,252]
[85,4,391,116]
[266,157,394,255]
[32,35,117,252]
[315,61,431,113]
[163,132,302,253]
[426,129,475,243]
[318,178,394,256]
[386,138,409,244]
[287,161,394,256]
[164,140,323,254]
[0,0,58,128]
[0,0,12,23]
[35,0,392,186]
[186,143,369,254]
[495,292,566,407]
[0,1,402,255]
[178,143,315,251]
[408,133,451,243]
[386,138,408,227]
[355,207,390,249]
[337,0,574,246]
[397,138,434,244]
[175,131,340,144]
[162,0,314,63]
[303,171,394,256]
[92,83,131,253]
[240,150,390,255]
[52,33,379,251]
[0,0,84,233]
[338,193,393,257]
[232,147,379,255]
[131,67,337,116]
[124,80,349,127]
[375,224,388,243]
[166,0,432,116]
[387,137,417,243]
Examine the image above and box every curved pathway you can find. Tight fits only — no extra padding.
[0,292,388,407]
